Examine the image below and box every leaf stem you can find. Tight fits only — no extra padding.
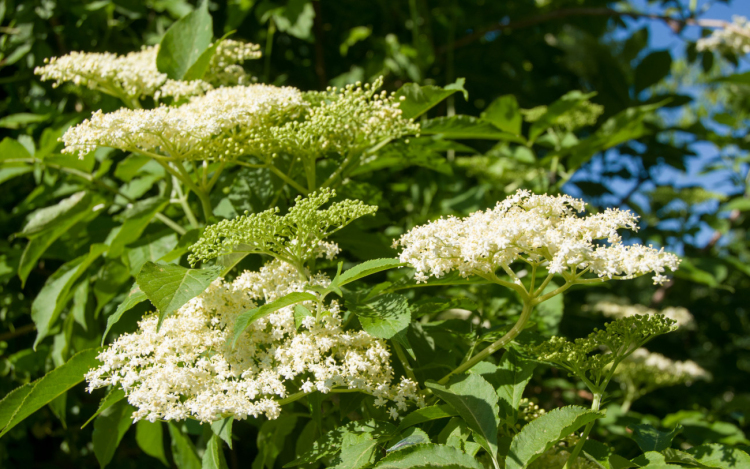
[563,392,601,469]
[392,340,418,383]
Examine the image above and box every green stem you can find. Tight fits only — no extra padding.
[268,164,309,194]
[437,301,534,385]
[563,393,602,469]
[171,176,200,229]
[392,340,418,383]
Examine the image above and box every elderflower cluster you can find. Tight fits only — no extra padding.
[242,78,420,163]
[395,190,680,285]
[35,40,261,101]
[614,348,711,399]
[532,315,677,384]
[697,16,750,55]
[589,301,695,330]
[86,258,421,423]
[62,84,306,160]
[189,189,376,266]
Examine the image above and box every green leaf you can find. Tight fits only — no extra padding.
[294,304,313,330]
[386,428,430,452]
[353,293,410,339]
[108,197,169,258]
[159,229,203,264]
[421,116,526,142]
[686,443,750,468]
[582,440,635,469]
[335,258,404,287]
[528,91,597,142]
[635,50,672,93]
[211,417,233,450]
[135,262,222,329]
[156,2,213,80]
[373,443,484,469]
[425,374,500,468]
[233,291,318,346]
[660,448,710,468]
[18,192,101,286]
[0,348,101,437]
[168,423,202,469]
[203,435,230,469]
[93,399,134,469]
[0,113,49,129]
[71,281,89,331]
[128,233,179,276]
[714,71,750,85]
[81,387,125,429]
[482,95,522,135]
[0,166,33,185]
[102,284,147,344]
[21,191,92,238]
[253,415,298,469]
[31,244,107,349]
[504,406,604,469]
[494,349,537,426]
[0,136,32,161]
[397,405,458,432]
[394,80,468,120]
[183,34,230,81]
[629,424,682,453]
[136,420,169,466]
[335,438,380,469]
[721,198,750,212]
[286,420,396,467]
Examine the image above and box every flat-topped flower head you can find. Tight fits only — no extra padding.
[62,84,306,160]
[590,301,695,330]
[86,258,421,423]
[697,16,750,55]
[614,348,711,401]
[35,40,262,102]
[394,190,680,285]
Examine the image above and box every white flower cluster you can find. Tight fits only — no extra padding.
[615,348,711,396]
[394,190,680,285]
[62,85,307,160]
[590,301,695,329]
[697,16,750,55]
[35,40,261,101]
[86,258,420,423]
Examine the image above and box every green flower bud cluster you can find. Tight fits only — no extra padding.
[241,77,420,165]
[531,314,677,386]
[188,188,377,266]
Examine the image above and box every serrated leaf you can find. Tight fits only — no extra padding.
[397,405,458,432]
[156,2,213,80]
[108,197,169,258]
[629,424,682,452]
[334,437,380,469]
[286,420,396,467]
[494,349,537,426]
[211,417,233,450]
[233,291,318,345]
[0,136,32,161]
[373,443,484,469]
[93,399,134,469]
[386,429,430,453]
[31,244,107,349]
[253,415,298,469]
[102,284,148,344]
[183,34,230,81]
[421,115,526,142]
[168,423,202,469]
[686,443,750,468]
[425,374,500,468]
[394,80,467,120]
[293,304,313,330]
[482,95,522,135]
[0,348,102,437]
[136,420,168,466]
[504,406,604,469]
[203,434,230,469]
[136,262,222,329]
[21,191,91,238]
[335,258,403,287]
[81,387,125,429]
[354,293,410,339]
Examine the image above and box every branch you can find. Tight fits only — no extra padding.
[442,7,740,52]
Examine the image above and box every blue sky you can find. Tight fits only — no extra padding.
[568,0,749,249]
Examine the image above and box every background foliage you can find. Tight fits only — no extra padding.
[1,0,749,467]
